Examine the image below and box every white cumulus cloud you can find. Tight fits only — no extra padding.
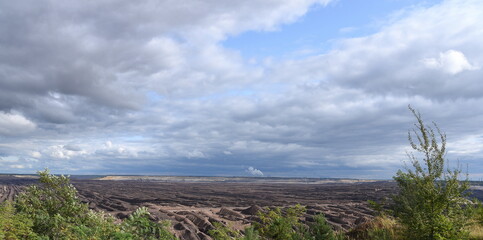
[422,50,478,74]
[30,151,42,159]
[44,145,87,160]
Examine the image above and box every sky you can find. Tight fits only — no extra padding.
[1,0,483,179]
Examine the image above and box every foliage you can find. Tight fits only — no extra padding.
[121,206,177,240]
[0,201,38,240]
[208,222,241,240]
[254,204,308,240]
[391,106,474,240]
[306,214,345,240]
[347,215,400,240]
[240,226,260,240]
[11,169,177,239]
[473,202,483,226]
[208,223,263,240]
[466,203,483,240]
[14,169,120,239]
[468,224,483,240]
[253,204,342,240]
[368,199,393,217]
[365,216,399,240]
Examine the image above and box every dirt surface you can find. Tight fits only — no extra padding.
[3,175,482,239]
[0,175,401,240]
[0,175,35,202]
[72,180,399,239]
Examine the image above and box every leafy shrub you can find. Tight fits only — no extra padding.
[14,170,121,239]
[253,204,343,240]
[240,226,260,240]
[0,201,38,240]
[208,223,264,240]
[308,214,344,240]
[254,204,308,240]
[121,207,177,240]
[208,222,241,240]
[13,169,177,239]
[391,107,475,240]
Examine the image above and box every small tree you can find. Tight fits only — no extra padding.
[392,106,473,240]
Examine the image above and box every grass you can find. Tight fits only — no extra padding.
[469,224,483,240]
[347,215,401,240]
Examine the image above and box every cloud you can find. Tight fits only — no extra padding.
[63,144,82,151]
[186,150,207,159]
[9,164,27,169]
[273,0,483,101]
[223,150,232,155]
[95,141,138,158]
[45,145,77,160]
[1,0,483,178]
[0,0,332,113]
[30,151,42,159]
[105,141,113,149]
[246,166,264,176]
[0,111,36,136]
[422,50,479,74]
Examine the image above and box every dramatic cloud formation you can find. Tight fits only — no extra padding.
[1,0,483,178]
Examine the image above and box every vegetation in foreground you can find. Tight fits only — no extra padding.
[1,170,177,240]
[2,107,483,239]
[391,106,476,239]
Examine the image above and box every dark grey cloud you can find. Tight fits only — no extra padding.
[0,0,330,123]
[1,0,483,179]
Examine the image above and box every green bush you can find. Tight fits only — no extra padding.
[14,170,120,239]
[254,204,307,240]
[253,204,343,240]
[207,205,343,240]
[208,223,263,240]
[12,169,177,239]
[391,107,475,240]
[121,207,177,240]
[0,201,38,240]
[240,226,260,240]
[208,222,241,240]
[308,214,344,240]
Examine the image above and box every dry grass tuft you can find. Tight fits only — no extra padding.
[346,215,401,240]
[469,224,483,240]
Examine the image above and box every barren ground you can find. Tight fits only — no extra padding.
[0,175,404,239]
[5,176,481,240]
[73,179,397,239]
[3,176,482,240]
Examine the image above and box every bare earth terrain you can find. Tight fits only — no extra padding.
[81,181,395,238]
[6,175,482,240]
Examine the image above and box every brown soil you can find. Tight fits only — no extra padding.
[0,176,399,240]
